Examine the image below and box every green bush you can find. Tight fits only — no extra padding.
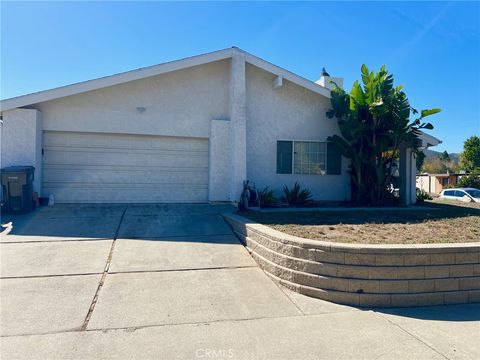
[282,182,313,207]
[259,187,277,208]
[416,188,433,202]
[458,171,480,189]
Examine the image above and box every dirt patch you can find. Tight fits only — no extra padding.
[243,200,480,244]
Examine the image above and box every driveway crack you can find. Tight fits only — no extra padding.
[80,205,128,331]
[374,311,450,360]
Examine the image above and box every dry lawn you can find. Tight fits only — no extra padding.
[243,200,480,244]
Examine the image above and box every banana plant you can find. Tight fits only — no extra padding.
[326,65,440,205]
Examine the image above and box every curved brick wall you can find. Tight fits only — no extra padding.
[224,213,480,307]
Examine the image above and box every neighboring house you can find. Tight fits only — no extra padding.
[0,47,440,205]
[416,173,467,195]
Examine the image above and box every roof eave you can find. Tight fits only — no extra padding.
[0,48,234,112]
[418,130,442,149]
[241,50,331,98]
[0,47,332,112]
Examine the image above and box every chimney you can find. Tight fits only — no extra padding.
[315,67,343,90]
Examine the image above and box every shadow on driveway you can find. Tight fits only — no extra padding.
[373,303,480,322]
[1,203,238,243]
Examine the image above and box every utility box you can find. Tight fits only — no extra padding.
[1,166,35,214]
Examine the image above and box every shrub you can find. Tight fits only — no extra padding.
[259,187,277,208]
[282,182,313,207]
[416,188,433,202]
[458,171,480,189]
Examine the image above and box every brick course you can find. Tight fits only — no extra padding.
[224,213,480,307]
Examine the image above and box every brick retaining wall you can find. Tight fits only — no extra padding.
[223,213,480,307]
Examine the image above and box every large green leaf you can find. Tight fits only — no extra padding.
[361,64,369,76]
[420,108,441,118]
[350,80,365,109]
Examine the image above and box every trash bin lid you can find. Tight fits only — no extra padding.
[1,166,35,173]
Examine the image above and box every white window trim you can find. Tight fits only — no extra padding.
[276,139,329,176]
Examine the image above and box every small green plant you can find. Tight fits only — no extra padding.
[458,171,480,189]
[416,188,433,202]
[282,182,313,207]
[259,187,277,208]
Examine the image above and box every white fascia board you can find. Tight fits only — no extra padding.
[0,48,234,112]
[418,130,442,148]
[242,51,331,98]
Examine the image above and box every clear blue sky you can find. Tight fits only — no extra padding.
[1,1,479,153]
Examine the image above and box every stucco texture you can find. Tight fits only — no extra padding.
[1,109,43,195]
[245,64,350,201]
[35,60,230,139]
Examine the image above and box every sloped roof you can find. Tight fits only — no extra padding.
[0,47,331,112]
[418,130,442,148]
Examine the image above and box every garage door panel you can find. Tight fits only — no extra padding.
[43,185,208,203]
[46,132,208,151]
[43,168,208,184]
[43,132,209,203]
[44,145,209,156]
[44,150,208,168]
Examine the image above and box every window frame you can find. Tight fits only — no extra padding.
[276,139,329,176]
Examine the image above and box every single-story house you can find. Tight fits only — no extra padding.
[0,47,440,205]
[416,173,467,195]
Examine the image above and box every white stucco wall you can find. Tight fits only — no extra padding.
[399,146,417,206]
[229,53,247,202]
[209,119,231,201]
[416,175,435,194]
[245,64,350,201]
[1,108,43,195]
[35,60,230,138]
[410,151,417,204]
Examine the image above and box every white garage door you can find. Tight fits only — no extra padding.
[43,131,209,203]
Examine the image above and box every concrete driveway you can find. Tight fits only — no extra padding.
[1,204,479,359]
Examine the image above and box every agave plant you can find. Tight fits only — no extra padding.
[282,182,313,207]
[259,186,277,208]
[327,64,440,205]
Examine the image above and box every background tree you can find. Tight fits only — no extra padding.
[439,150,455,171]
[458,135,480,172]
[421,153,458,174]
[327,64,440,205]
[458,171,480,188]
[439,150,450,163]
[422,157,448,174]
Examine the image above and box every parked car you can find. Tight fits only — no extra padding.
[439,188,480,203]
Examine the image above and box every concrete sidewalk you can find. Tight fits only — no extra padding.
[1,204,479,359]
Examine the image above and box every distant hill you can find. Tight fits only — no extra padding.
[419,149,461,174]
[423,149,460,162]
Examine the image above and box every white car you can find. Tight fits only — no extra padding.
[439,188,480,203]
